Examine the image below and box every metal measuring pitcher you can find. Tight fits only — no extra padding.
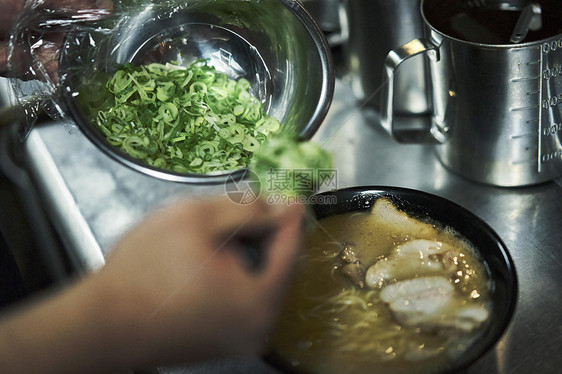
[380,0,562,187]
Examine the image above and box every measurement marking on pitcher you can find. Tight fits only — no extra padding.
[511,76,540,82]
[509,133,539,165]
[540,38,562,167]
[510,158,538,165]
[542,93,562,108]
[542,64,562,79]
[542,122,562,136]
[511,133,537,139]
[510,105,538,112]
[537,47,544,173]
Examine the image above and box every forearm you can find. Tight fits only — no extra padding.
[0,275,137,373]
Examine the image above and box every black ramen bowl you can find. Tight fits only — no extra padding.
[266,186,518,374]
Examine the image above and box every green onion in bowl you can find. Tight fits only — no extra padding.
[82,59,281,174]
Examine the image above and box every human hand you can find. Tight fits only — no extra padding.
[0,196,304,373]
[88,196,305,368]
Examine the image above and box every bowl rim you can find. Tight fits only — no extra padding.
[265,185,518,374]
[58,0,335,185]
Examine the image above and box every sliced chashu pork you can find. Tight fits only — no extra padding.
[365,239,459,288]
[370,197,438,238]
[380,276,489,334]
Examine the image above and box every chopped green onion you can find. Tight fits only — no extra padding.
[249,132,333,197]
[84,60,281,174]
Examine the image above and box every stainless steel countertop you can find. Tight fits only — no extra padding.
[17,77,562,374]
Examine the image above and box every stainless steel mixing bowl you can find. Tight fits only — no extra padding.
[59,0,334,184]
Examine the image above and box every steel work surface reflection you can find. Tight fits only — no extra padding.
[18,78,562,374]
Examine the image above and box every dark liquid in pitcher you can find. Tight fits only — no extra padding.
[429,7,562,44]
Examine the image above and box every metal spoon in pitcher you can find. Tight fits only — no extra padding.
[509,2,542,44]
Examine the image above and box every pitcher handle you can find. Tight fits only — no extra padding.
[380,38,439,142]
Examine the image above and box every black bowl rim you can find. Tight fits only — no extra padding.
[265,185,518,374]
